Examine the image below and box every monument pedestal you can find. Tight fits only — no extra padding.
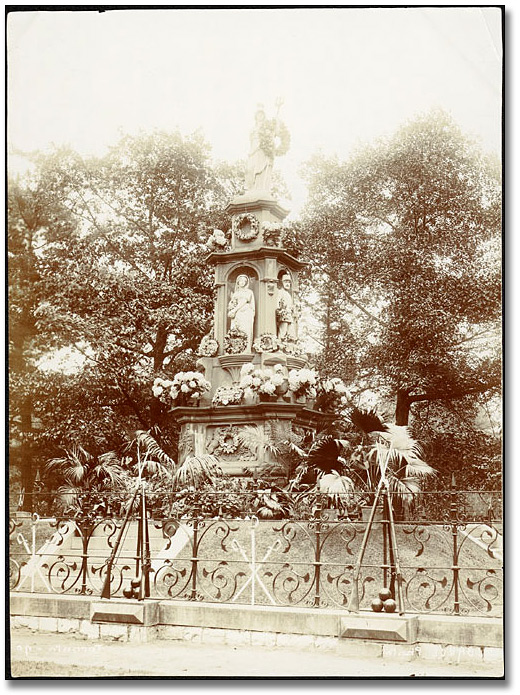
[174,403,334,475]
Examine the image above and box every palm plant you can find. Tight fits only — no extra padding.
[237,421,307,482]
[288,435,358,515]
[131,430,176,481]
[173,454,223,489]
[252,487,294,519]
[348,408,436,513]
[44,444,127,515]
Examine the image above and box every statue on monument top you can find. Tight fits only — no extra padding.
[245,100,290,193]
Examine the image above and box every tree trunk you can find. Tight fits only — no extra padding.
[19,395,34,512]
[395,389,411,426]
[150,323,169,428]
[153,323,168,372]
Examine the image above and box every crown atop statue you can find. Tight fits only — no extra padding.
[244,99,290,194]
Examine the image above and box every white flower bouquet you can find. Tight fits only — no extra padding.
[315,377,350,412]
[287,368,318,399]
[152,371,211,407]
[239,363,287,398]
[206,228,229,252]
[212,385,244,407]
[198,335,219,357]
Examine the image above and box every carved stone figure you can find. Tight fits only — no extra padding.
[245,102,290,193]
[276,273,296,340]
[227,274,256,352]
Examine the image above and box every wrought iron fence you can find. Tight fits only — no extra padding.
[9,489,502,617]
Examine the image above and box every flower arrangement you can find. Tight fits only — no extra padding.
[253,333,279,353]
[152,372,211,407]
[198,335,219,358]
[212,385,244,407]
[224,326,248,354]
[258,119,291,159]
[279,336,304,357]
[280,226,303,258]
[233,213,260,242]
[262,221,284,247]
[206,229,229,252]
[288,368,318,399]
[315,377,350,412]
[239,363,287,398]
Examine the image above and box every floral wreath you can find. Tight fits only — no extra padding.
[224,326,248,354]
[198,335,219,357]
[258,119,291,159]
[253,333,279,353]
[262,221,283,247]
[279,337,304,357]
[217,427,240,455]
[233,213,260,242]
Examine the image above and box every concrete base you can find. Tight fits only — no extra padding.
[91,599,160,626]
[340,614,418,643]
[10,592,503,655]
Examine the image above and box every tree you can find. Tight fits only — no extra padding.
[300,111,501,430]
[8,173,78,508]
[8,130,242,505]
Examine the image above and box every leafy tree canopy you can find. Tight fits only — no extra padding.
[299,110,501,436]
[9,130,244,504]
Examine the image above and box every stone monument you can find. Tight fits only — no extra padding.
[172,105,330,475]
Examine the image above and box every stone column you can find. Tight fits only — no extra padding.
[214,264,227,351]
[259,257,278,337]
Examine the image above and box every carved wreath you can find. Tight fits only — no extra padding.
[217,427,240,455]
[233,213,260,242]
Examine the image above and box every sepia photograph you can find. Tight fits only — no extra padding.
[7,4,504,680]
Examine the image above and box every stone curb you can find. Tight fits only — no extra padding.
[10,617,503,665]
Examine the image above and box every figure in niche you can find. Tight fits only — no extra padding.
[228,274,256,353]
[245,101,290,193]
[276,273,296,340]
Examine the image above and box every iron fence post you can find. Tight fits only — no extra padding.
[138,485,151,600]
[382,489,389,590]
[313,494,324,607]
[450,473,460,615]
[80,523,90,596]
[190,494,200,601]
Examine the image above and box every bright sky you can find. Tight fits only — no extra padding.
[7,6,502,215]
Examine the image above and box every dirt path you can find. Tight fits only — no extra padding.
[8,628,503,678]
